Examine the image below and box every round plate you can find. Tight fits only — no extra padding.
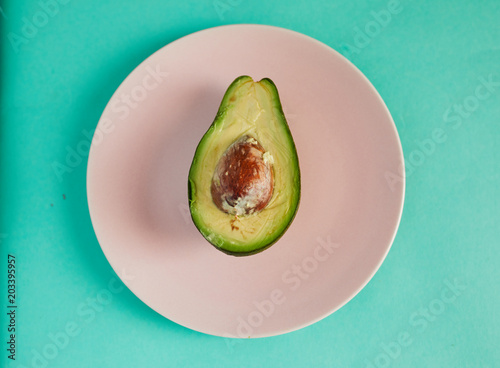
[87,24,405,338]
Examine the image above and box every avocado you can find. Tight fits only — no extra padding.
[188,76,300,256]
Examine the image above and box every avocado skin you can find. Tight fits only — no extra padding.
[188,76,301,256]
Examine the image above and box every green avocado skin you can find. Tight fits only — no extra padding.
[188,76,301,257]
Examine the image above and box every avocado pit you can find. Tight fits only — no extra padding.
[211,135,274,217]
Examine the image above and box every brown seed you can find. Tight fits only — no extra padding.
[211,135,274,216]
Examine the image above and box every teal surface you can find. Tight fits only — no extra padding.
[1,0,499,367]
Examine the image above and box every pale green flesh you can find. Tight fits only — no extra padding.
[188,76,300,255]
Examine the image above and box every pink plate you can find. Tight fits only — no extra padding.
[87,24,405,338]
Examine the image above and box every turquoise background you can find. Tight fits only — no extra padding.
[1,0,499,367]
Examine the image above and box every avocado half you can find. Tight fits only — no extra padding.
[188,76,300,256]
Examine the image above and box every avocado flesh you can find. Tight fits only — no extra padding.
[188,76,300,256]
